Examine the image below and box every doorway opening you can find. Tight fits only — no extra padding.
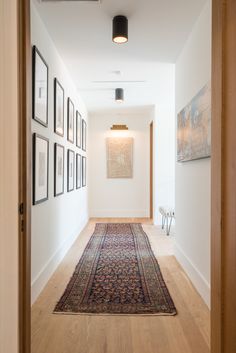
[17,1,236,353]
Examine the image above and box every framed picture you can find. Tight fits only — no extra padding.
[82,156,86,187]
[32,46,48,127]
[33,133,49,205]
[107,137,133,178]
[67,149,74,192]
[76,111,82,148]
[82,119,87,151]
[54,78,64,136]
[67,98,74,143]
[54,143,64,197]
[76,153,82,189]
[177,82,211,162]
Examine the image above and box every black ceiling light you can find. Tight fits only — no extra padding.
[112,15,128,44]
[115,88,124,102]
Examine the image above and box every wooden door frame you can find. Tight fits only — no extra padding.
[211,1,236,352]
[18,0,31,353]
[150,121,153,220]
[18,0,236,352]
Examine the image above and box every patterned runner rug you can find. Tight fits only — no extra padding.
[54,223,177,315]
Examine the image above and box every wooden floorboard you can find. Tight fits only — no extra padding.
[31,219,210,353]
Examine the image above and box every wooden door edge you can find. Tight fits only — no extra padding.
[150,121,153,220]
[18,0,32,352]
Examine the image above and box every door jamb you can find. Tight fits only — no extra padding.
[18,1,31,353]
[150,121,154,220]
[211,1,236,352]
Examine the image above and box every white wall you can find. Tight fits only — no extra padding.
[175,0,211,307]
[31,5,89,304]
[153,66,176,225]
[0,1,19,352]
[89,108,152,218]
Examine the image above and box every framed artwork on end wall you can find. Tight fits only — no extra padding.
[67,98,74,143]
[82,156,86,187]
[82,119,87,151]
[54,143,64,197]
[33,133,49,205]
[106,137,133,178]
[32,46,48,127]
[76,153,82,189]
[54,78,64,136]
[76,111,82,148]
[67,149,74,192]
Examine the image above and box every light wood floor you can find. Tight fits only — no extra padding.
[31,218,210,353]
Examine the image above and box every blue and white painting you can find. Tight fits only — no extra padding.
[177,83,211,162]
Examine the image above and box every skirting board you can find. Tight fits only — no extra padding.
[174,242,210,308]
[90,209,149,218]
[31,216,89,305]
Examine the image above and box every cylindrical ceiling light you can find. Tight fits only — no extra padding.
[112,15,128,44]
[115,88,124,102]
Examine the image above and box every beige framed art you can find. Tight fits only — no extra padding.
[106,137,133,178]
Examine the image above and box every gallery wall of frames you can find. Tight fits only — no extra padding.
[32,45,87,205]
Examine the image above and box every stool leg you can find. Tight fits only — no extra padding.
[167,216,173,236]
[162,215,165,229]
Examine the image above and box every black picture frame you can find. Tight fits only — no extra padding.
[67,98,74,144]
[32,133,49,205]
[54,143,64,197]
[82,156,86,187]
[32,45,49,127]
[82,119,87,151]
[54,78,64,137]
[76,153,82,189]
[76,111,82,148]
[67,149,75,192]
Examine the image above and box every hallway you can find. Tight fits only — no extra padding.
[31,220,210,353]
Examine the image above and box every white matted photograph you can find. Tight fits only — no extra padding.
[82,119,87,151]
[54,143,64,197]
[33,133,49,205]
[76,153,82,189]
[67,149,74,192]
[32,46,48,127]
[76,111,82,148]
[54,78,64,136]
[82,155,86,187]
[67,98,74,143]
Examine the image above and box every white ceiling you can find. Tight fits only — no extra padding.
[33,0,207,112]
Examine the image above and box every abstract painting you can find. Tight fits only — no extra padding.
[107,137,133,178]
[177,82,211,162]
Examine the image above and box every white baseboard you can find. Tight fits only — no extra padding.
[31,216,89,305]
[174,242,210,308]
[90,209,149,218]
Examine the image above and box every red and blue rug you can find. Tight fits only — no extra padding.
[54,223,177,315]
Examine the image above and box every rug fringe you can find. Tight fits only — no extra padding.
[52,311,177,317]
